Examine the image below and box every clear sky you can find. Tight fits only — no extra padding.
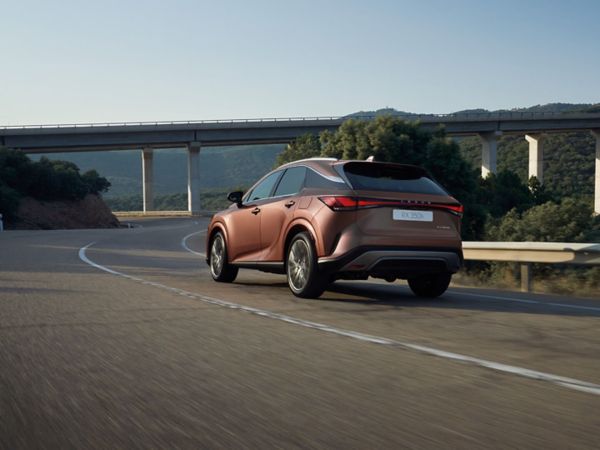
[1,0,599,125]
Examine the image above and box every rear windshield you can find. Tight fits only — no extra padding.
[341,162,448,195]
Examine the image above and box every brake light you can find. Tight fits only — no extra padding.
[319,196,400,210]
[318,196,463,217]
[355,199,398,208]
[319,196,357,211]
[431,203,464,217]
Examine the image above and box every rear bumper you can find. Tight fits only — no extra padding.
[318,246,463,279]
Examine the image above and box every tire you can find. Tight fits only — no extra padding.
[408,273,452,298]
[286,232,327,298]
[209,231,238,283]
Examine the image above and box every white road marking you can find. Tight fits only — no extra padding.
[454,291,600,312]
[181,230,206,257]
[79,242,600,397]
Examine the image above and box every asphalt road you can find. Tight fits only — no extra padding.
[1,217,599,449]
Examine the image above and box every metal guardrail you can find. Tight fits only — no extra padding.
[462,242,600,292]
[2,111,600,130]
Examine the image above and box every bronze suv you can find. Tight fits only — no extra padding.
[206,158,463,298]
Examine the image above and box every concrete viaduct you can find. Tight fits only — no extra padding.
[1,112,600,214]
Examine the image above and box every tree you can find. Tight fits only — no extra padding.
[486,197,599,242]
[0,147,113,223]
[0,148,35,194]
[277,116,484,239]
[0,183,21,221]
[278,116,477,195]
[276,134,321,167]
[527,176,553,205]
[477,171,534,218]
[82,170,111,194]
[28,157,88,200]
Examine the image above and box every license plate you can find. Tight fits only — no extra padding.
[393,209,433,222]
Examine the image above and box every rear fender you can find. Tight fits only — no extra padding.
[283,218,322,258]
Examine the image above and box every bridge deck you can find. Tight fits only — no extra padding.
[2,113,600,152]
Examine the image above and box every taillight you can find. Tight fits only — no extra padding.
[319,196,358,211]
[320,196,464,217]
[431,203,464,217]
[355,198,399,208]
[319,196,401,210]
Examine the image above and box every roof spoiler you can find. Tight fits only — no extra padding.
[343,161,429,179]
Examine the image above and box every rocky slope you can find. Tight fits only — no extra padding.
[10,194,119,230]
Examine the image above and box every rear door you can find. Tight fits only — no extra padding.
[259,166,307,261]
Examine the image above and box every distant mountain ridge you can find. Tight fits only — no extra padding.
[348,103,599,118]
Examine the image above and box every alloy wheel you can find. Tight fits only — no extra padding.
[288,239,310,292]
[210,234,225,278]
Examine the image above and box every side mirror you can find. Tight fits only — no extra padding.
[227,191,244,207]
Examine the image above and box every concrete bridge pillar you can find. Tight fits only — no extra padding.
[525,134,545,184]
[479,131,501,178]
[141,147,154,212]
[593,130,600,215]
[187,142,201,214]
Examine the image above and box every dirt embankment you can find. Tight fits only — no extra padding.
[10,194,120,230]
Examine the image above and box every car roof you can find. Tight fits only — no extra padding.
[278,157,427,176]
[276,157,340,177]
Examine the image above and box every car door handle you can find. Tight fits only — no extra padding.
[251,207,261,215]
[284,200,296,208]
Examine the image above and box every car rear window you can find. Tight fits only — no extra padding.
[341,162,448,195]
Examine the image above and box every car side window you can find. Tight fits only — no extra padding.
[246,171,282,202]
[273,167,307,197]
[305,168,347,189]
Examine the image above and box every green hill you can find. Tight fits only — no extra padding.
[458,132,595,199]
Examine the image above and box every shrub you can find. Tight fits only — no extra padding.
[0,147,112,219]
[0,183,21,221]
[486,197,599,242]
